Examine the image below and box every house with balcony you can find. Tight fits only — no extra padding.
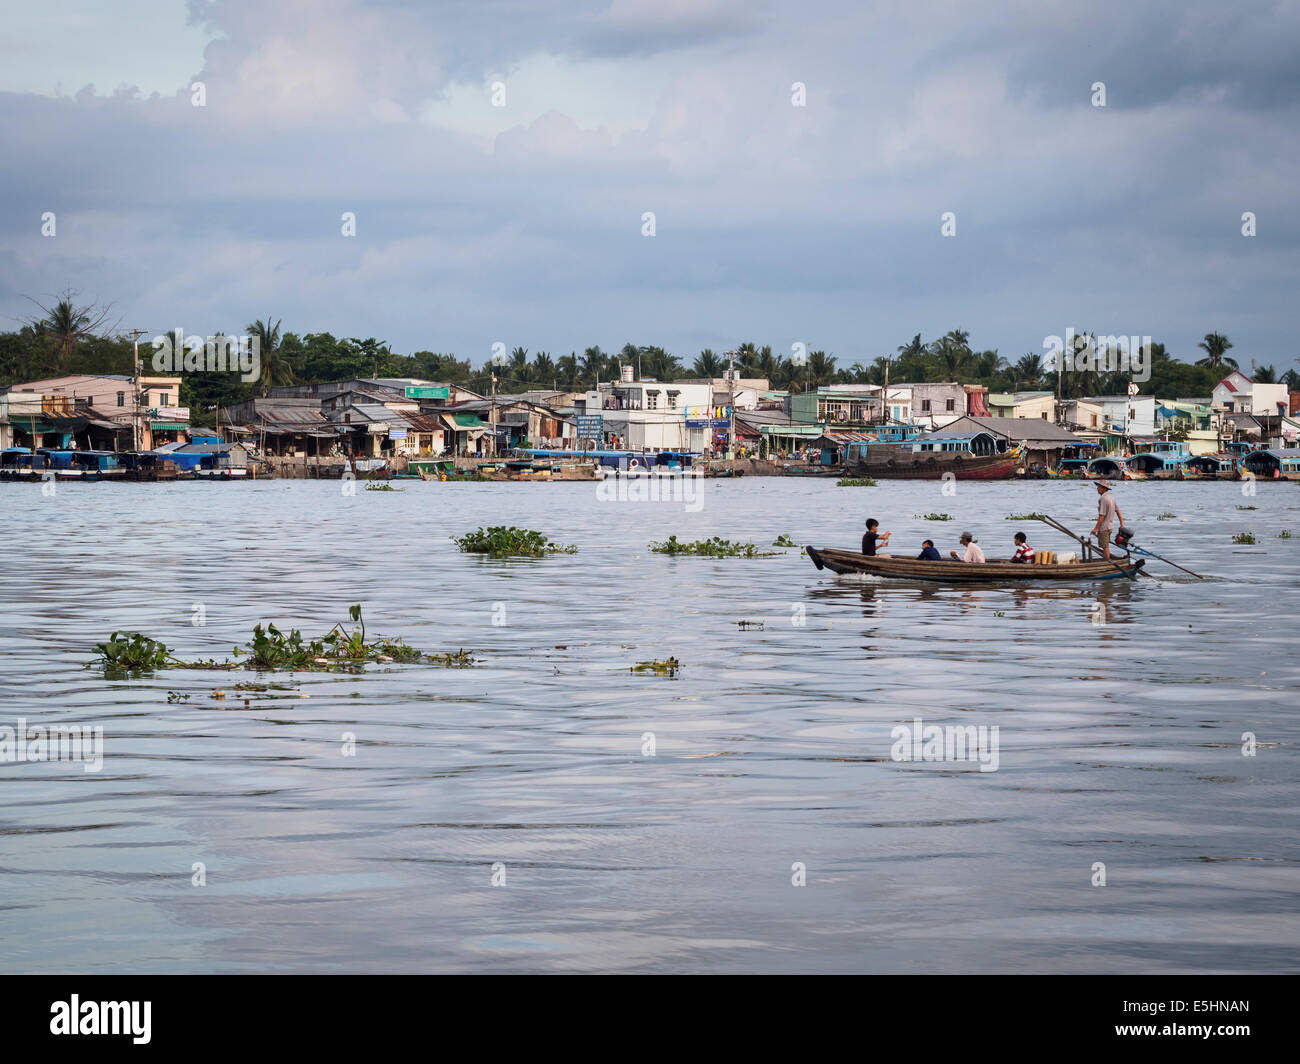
[5,373,186,448]
[574,378,713,452]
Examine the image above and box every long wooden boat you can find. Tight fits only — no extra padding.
[805,546,1144,582]
[845,444,1021,480]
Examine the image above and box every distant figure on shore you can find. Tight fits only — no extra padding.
[950,532,986,563]
[862,518,891,556]
[1010,531,1035,563]
[1090,480,1125,559]
[917,539,941,561]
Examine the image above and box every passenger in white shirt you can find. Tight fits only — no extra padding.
[950,531,986,563]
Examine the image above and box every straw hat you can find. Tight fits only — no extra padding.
[1095,479,1112,490]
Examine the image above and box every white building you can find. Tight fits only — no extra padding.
[580,379,715,451]
[1077,395,1157,439]
[1212,370,1289,416]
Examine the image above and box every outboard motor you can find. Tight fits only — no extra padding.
[1115,525,1135,548]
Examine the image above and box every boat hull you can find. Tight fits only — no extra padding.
[806,546,1144,582]
[848,450,1019,480]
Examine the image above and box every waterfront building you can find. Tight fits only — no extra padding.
[987,391,1057,421]
[1076,394,1157,443]
[3,373,186,448]
[576,377,713,452]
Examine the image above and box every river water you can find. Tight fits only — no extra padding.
[0,476,1296,973]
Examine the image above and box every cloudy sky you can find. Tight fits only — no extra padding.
[2,0,1297,372]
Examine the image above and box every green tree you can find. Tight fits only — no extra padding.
[693,348,723,376]
[1196,332,1236,372]
[23,289,118,372]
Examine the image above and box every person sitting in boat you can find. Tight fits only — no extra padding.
[916,539,941,561]
[862,518,891,556]
[950,532,986,563]
[1010,531,1035,563]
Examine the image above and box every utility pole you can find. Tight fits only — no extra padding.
[489,369,497,460]
[727,348,736,475]
[125,328,148,451]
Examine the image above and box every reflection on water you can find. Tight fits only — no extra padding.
[0,478,1297,973]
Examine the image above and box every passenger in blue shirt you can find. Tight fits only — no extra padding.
[917,539,941,561]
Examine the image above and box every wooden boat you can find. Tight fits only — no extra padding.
[805,546,1144,582]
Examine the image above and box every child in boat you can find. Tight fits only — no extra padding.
[1010,531,1035,563]
[862,518,891,556]
[917,540,941,560]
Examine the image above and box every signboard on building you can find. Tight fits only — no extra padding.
[405,386,450,400]
[575,415,603,440]
[154,406,190,420]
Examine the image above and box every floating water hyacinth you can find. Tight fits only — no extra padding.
[452,526,577,556]
[92,605,473,673]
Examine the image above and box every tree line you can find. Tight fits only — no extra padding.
[3,294,1295,427]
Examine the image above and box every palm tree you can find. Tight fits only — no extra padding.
[1281,366,1300,392]
[557,352,579,389]
[532,351,555,386]
[246,317,297,395]
[693,349,723,377]
[806,349,837,389]
[735,342,759,376]
[580,346,607,385]
[1253,364,1276,383]
[24,289,118,371]
[897,333,925,361]
[1196,333,1237,372]
[1013,353,1044,388]
[931,331,972,379]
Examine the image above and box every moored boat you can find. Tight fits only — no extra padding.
[805,546,1144,582]
[844,430,1022,480]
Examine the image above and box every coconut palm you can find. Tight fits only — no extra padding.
[580,346,607,385]
[246,317,297,394]
[1253,364,1276,383]
[1013,353,1044,388]
[693,349,723,376]
[557,352,580,389]
[1196,333,1237,372]
[531,351,555,385]
[24,289,117,371]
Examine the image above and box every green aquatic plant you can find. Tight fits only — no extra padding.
[1005,512,1046,520]
[649,535,777,557]
[1237,505,1258,511]
[95,605,473,674]
[918,513,954,521]
[1232,532,1257,545]
[772,533,797,547]
[631,658,680,676]
[1278,530,1293,539]
[1157,512,1177,520]
[365,482,398,491]
[94,632,174,672]
[836,477,877,487]
[452,525,577,556]
[426,649,476,667]
[736,620,765,630]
